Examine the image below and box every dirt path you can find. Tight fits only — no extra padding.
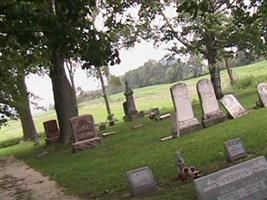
[0,156,82,200]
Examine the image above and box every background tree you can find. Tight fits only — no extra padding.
[0,39,41,143]
[135,0,241,98]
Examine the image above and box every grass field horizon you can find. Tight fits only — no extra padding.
[1,60,267,144]
[1,60,267,199]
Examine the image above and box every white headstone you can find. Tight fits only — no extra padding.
[170,83,201,135]
[197,79,225,120]
[257,82,267,107]
[220,94,247,118]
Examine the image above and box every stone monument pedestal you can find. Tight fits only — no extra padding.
[202,112,227,128]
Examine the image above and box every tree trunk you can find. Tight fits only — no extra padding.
[67,62,79,117]
[49,53,78,145]
[15,74,39,144]
[224,58,235,85]
[96,67,112,119]
[209,64,224,99]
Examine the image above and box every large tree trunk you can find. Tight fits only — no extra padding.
[49,53,78,145]
[209,66,223,99]
[15,74,39,144]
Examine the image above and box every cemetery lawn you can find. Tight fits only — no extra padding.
[1,87,267,200]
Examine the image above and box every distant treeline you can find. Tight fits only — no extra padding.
[73,52,261,105]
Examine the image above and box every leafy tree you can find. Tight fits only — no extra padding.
[231,0,267,62]
[0,38,41,143]
[135,0,241,98]
[1,0,132,144]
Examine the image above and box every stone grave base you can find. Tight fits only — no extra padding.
[45,136,60,145]
[72,137,102,153]
[174,123,202,136]
[202,114,227,128]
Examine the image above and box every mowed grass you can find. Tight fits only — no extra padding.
[1,61,266,143]
[1,87,267,200]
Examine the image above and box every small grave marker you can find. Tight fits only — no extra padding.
[43,120,60,145]
[220,94,248,118]
[159,113,171,120]
[127,166,157,196]
[195,156,267,200]
[224,138,248,162]
[132,124,144,129]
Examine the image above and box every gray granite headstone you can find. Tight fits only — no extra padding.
[220,94,248,119]
[224,138,248,162]
[127,166,157,196]
[170,83,202,136]
[195,156,267,200]
[257,82,267,107]
[197,79,227,127]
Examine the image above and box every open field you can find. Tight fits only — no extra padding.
[1,87,267,199]
[1,61,266,144]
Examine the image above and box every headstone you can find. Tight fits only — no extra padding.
[195,156,267,200]
[257,82,267,107]
[220,94,248,119]
[70,114,101,152]
[197,79,227,127]
[43,120,60,145]
[127,166,157,196]
[170,83,202,136]
[224,138,248,162]
[124,82,139,121]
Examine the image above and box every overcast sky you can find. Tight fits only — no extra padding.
[26,41,168,113]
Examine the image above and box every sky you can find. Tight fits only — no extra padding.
[26,41,168,113]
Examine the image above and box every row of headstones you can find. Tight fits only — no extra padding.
[170,80,267,137]
[127,138,267,199]
[43,114,101,152]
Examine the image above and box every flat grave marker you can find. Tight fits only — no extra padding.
[195,156,267,200]
[224,138,248,162]
[127,166,157,196]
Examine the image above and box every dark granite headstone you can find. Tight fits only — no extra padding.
[224,138,247,162]
[43,120,60,145]
[127,166,157,196]
[70,114,101,152]
[195,156,267,200]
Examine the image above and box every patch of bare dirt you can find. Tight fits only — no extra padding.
[0,156,82,200]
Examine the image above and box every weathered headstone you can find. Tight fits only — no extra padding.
[197,79,227,127]
[123,82,139,121]
[224,138,248,162]
[132,124,144,129]
[195,156,267,200]
[220,94,248,119]
[257,82,267,107]
[43,120,60,145]
[170,83,202,136]
[70,114,101,152]
[127,166,157,196]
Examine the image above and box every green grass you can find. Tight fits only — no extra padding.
[1,61,266,144]
[1,87,267,200]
